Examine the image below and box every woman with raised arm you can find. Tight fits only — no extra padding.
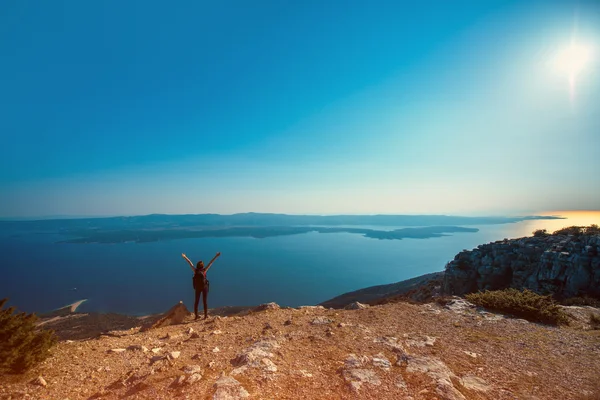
[182,252,221,320]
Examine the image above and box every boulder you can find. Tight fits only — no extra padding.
[344,302,369,310]
[141,301,190,331]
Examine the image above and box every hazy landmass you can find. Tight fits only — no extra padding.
[0,212,563,244]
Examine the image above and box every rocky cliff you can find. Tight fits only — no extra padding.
[443,232,600,298]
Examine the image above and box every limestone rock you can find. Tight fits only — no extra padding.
[108,348,127,354]
[406,355,465,400]
[344,302,369,310]
[342,369,381,391]
[32,376,47,387]
[310,316,334,325]
[213,375,250,400]
[182,365,203,375]
[141,301,190,331]
[253,302,280,312]
[443,234,600,298]
[372,353,391,370]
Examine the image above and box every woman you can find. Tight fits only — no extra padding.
[181,252,221,320]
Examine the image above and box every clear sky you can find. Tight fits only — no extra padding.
[1,0,599,217]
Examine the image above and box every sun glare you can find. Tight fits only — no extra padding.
[553,40,593,103]
[554,42,591,76]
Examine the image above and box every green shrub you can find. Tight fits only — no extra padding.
[0,298,57,374]
[465,289,569,325]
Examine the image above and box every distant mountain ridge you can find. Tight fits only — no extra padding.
[0,212,563,229]
[0,213,563,244]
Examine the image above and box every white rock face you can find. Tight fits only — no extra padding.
[310,316,334,325]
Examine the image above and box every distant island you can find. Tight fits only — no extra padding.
[0,213,563,244]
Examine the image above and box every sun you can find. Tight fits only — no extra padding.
[554,42,591,76]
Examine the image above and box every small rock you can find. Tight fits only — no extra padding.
[208,361,216,369]
[337,322,349,328]
[172,375,186,386]
[372,353,391,370]
[310,316,334,325]
[187,327,194,334]
[187,373,202,384]
[463,351,478,358]
[190,332,201,339]
[151,347,162,354]
[108,348,127,354]
[284,319,293,326]
[298,369,313,378]
[150,355,165,363]
[127,345,148,352]
[168,351,181,359]
[32,376,47,387]
[213,375,250,399]
[345,354,369,368]
[212,347,220,353]
[211,330,223,335]
[183,365,203,375]
[263,322,273,330]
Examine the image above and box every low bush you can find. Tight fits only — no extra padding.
[0,298,57,374]
[465,288,569,325]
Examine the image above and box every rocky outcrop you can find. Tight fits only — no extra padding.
[140,301,190,331]
[444,233,600,298]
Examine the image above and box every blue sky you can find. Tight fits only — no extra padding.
[1,0,599,217]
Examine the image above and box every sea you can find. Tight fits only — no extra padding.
[1,211,598,315]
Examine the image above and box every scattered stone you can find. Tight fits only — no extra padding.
[32,376,47,387]
[190,332,201,339]
[212,347,220,353]
[231,338,280,373]
[405,335,437,348]
[208,361,216,369]
[187,373,202,385]
[187,327,194,334]
[344,302,369,310]
[261,358,277,372]
[337,322,349,328]
[168,351,181,360]
[108,348,127,354]
[150,355,165,363]
[373,336,407,354]
[213,375,250,400]
[297,369,313,378]
[463,351,478,358]
[183,365,203,375]
[372,353,392,370]
[127,345,148,352]
[172,375,186,386]
[406,355,465,400]
[211,330,223,335]
[344,354,369,368]
[298,305,325,310]
[166,332,183,340]
[263,322,273,330]
[342,369,381,392]
[310,316,333,325]
[151,348,162,354]
[284,319,293,326]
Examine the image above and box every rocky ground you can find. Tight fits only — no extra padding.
[1,299,600,400]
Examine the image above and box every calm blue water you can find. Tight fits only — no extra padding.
[0,219,574,315]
